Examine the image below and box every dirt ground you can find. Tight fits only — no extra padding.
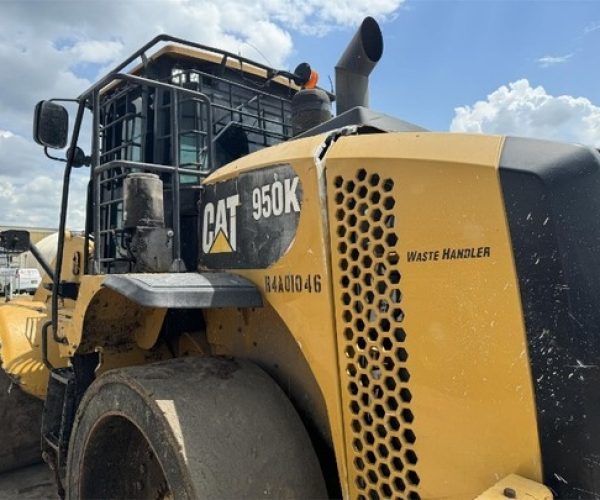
[0,463,57,499]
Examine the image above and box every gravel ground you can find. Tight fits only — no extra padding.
[0,464,57,499]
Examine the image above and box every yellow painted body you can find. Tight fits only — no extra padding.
[325,133,542,498]
[0,233,168,398]
[0,232,85,398]
[0,132,546,498]
[201,132,543,498]
[0,298,59,397]
[203,134,348,480]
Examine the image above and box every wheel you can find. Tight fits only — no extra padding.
[0,370,44,472]
[66,357,327,499]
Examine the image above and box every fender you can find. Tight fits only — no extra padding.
[61,272,262,358]
[0,299,63,398]
[0,270,263,395]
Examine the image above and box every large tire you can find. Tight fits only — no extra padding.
[66,357,327,499]
[0,370,43,473]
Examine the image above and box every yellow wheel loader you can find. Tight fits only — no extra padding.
[1,16,598,499]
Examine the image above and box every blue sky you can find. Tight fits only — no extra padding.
[293,1,600,131]
[0,0,599,228]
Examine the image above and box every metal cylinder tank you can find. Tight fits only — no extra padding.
[291,89,332,136]
[123,173,165,229]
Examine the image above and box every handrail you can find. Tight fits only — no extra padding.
[91,73,214,273]
[52,99,86,343]
[103,73,214,170]
[94,159,204,177]
[77,34,296,102]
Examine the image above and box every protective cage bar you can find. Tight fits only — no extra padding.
[77,33,298,102]
[87,50,294,274]
[91,73,212,274]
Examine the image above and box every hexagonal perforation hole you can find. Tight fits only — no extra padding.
[332,169,418,499]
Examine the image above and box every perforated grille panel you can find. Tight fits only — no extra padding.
[330,168,420,499]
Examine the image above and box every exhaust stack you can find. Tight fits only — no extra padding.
[335,16,383,115]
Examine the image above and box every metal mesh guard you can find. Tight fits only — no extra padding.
[332,168,420,499]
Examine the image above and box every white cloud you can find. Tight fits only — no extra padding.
[313,0,401,26]
[0,130,87,228]
[67,40,125,64]
[536,53,572,68]
[259,0,402,34]
[584,22,600,34]
[0,130,43,178]
[239,21,293,66]
[0,172,87,228]
[450,79,600,147]
[0,38,91,132]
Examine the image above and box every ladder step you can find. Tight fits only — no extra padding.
[43,434,59,452]
[50,370,71,385]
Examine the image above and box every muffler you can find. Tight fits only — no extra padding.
[335,16,383,115]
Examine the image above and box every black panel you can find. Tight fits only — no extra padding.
[198,164,302,269]
[500,137,600,497]
[295,105,427,138]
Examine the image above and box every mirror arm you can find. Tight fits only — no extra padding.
[28,242,55,282]
[51,99,86,345]
[49,98,79,104]
[44,147,67,163]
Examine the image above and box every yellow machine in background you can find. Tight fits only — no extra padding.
[2,15,599,500]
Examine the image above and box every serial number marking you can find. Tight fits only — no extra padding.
[264,273,322,294]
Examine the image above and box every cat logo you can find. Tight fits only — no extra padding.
[202,194,240,254]
[198,164,302,269]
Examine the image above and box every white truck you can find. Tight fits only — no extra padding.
[0,268,41,295]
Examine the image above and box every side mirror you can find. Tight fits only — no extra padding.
[0,230,30,254]
[33,101,69,149]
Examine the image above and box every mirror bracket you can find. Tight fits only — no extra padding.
[44,146,67,163]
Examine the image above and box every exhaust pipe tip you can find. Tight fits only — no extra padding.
[362,16,384,63]
[335,17,383,115]
[337,17,383,72]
